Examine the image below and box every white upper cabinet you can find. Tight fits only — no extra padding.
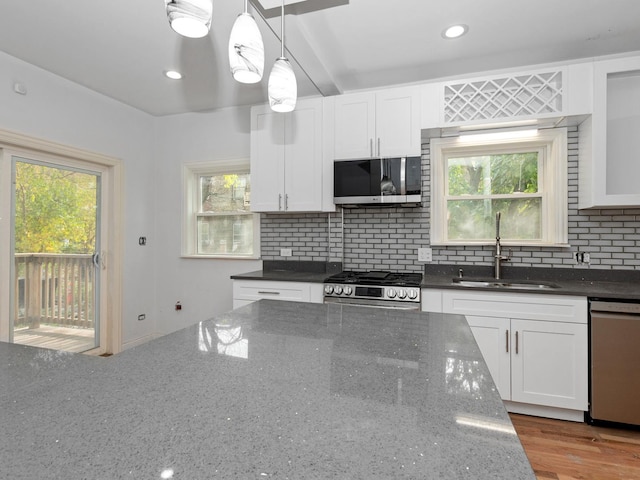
[251,97,332,212]
[333,86,422,159]
[579,55,640,208]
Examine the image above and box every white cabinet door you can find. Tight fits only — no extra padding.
[466,315,511,400]
[510,319,588,411]
[333,92,376,159]
[284,101,323,211]
[250,98,327,212]
[333,87,421,159]
[250,107,285,212]
[375,87,422,157]
[579,55,640,208]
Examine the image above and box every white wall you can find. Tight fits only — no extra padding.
[0,51,157,347]
[153,108,261,335]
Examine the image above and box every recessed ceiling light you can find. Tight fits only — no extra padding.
[164,70,183,80]
[443,24,468,39]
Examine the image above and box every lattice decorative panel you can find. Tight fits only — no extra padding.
[443,71,563,124]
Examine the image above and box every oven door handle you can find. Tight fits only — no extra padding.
[323,297,420,311]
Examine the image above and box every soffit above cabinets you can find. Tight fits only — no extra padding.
[254,0,310,9]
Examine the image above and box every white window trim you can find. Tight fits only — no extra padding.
[430,128,568,247]
[182,159,260,259]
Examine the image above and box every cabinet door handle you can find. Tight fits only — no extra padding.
[278,193,282,211]
[377,137,381,157]
[370,138,373,157]
[285,193,289,211]
[506,329,509,353]
[515,331,519,355]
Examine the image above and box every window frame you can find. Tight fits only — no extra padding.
[182,159,260,259]
[430,128,568,246]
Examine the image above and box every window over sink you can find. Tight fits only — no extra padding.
[183,160,260,258]
[430,128,568,246]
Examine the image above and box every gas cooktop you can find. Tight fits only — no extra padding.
[324,270,422,287]
[323,270,422,306]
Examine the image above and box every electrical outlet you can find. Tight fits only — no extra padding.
[280,248,292,257]
[418,247,432,262]
[575,251,591,264]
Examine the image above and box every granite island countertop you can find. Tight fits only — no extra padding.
[1,300,534,479]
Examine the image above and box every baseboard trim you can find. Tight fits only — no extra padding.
[505,401,586,422]
[122,333,162,351]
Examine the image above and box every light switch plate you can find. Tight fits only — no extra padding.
[280,248,292,257]
[418,248,432,262]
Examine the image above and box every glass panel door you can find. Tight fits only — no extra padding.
[11,156,101,353]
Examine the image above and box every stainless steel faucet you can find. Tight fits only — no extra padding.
[494,212,511,279]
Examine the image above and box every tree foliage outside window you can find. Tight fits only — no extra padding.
[14,161,97,254]
[196,172,255,255]
[446,152,542,240]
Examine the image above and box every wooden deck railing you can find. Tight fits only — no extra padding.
[14,253,95,329]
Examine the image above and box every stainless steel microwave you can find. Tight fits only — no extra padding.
[333,156,422,206]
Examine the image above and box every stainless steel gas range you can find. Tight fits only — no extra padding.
[323,271,422,310]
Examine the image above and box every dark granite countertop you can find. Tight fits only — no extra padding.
[1,300,535,479]
[421,265,640,301]
[231,260,339,283]
[231,268,333,283]
[232,262,640,300]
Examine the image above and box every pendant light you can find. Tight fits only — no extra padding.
[165,0,213,39]
[228,0,265,84]
[268,0,297,112]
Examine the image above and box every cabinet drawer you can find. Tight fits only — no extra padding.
[233,280,324,309]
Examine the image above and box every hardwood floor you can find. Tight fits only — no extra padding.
[510,413,640,479]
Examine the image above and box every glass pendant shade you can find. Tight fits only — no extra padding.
[228,13,265,84]
[165,0,213,38]
[268,57,297,112]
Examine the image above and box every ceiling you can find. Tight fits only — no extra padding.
[2,0,640,117]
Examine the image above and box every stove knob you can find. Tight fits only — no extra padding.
[334,285,343,295]
[343,286,353,296]
[387,288,397,298]
[324,285,334,295]
[407,289,418,299]
[397,289,407,299]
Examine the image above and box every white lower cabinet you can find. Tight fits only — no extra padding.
[232,280,324,309]
[423,289,588,421]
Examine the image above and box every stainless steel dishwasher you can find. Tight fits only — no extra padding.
[589,299,640,426]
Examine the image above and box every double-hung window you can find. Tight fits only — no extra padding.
[183,160,260,258]
[430,128,567,246]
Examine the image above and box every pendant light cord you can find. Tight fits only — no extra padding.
[280,0,285,58]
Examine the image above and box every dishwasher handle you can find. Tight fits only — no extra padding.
[590,300,640,316]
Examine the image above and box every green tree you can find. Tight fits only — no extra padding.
[14,162,97,254]
[446,152,541,240]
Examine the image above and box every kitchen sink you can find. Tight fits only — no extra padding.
[451,278,560,290]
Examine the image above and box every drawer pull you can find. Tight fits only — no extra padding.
[258,291,280,295]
